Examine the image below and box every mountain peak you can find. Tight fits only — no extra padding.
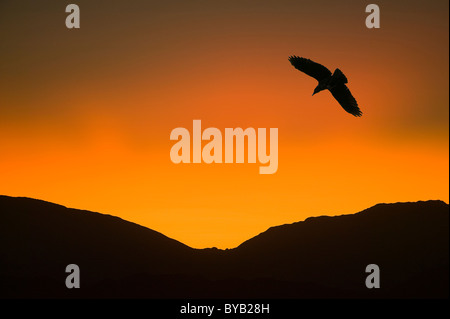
[0,195,448,298]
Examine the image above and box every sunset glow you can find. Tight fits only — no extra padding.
[1,0,448,248]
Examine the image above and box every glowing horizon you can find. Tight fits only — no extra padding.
[1,0,448,248]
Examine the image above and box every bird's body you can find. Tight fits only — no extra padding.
[288,56,362,117]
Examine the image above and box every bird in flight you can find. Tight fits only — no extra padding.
[288,56,362,117]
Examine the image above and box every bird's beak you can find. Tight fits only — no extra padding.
[312,92,316,96]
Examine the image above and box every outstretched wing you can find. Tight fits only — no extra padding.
[329,84,362,117]
[288,56,332,82]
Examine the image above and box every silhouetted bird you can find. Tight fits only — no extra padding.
[288,56,362,117]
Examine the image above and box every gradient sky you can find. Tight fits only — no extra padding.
[1,0,448,248]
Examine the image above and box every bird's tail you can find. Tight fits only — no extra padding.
[332,68,348,84]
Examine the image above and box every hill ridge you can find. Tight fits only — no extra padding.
[2,195,447,249]
[0,195,448,298]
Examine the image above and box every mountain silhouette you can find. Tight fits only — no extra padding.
[0,195,448,298]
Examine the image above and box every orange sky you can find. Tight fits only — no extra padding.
[0,0,448,248]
